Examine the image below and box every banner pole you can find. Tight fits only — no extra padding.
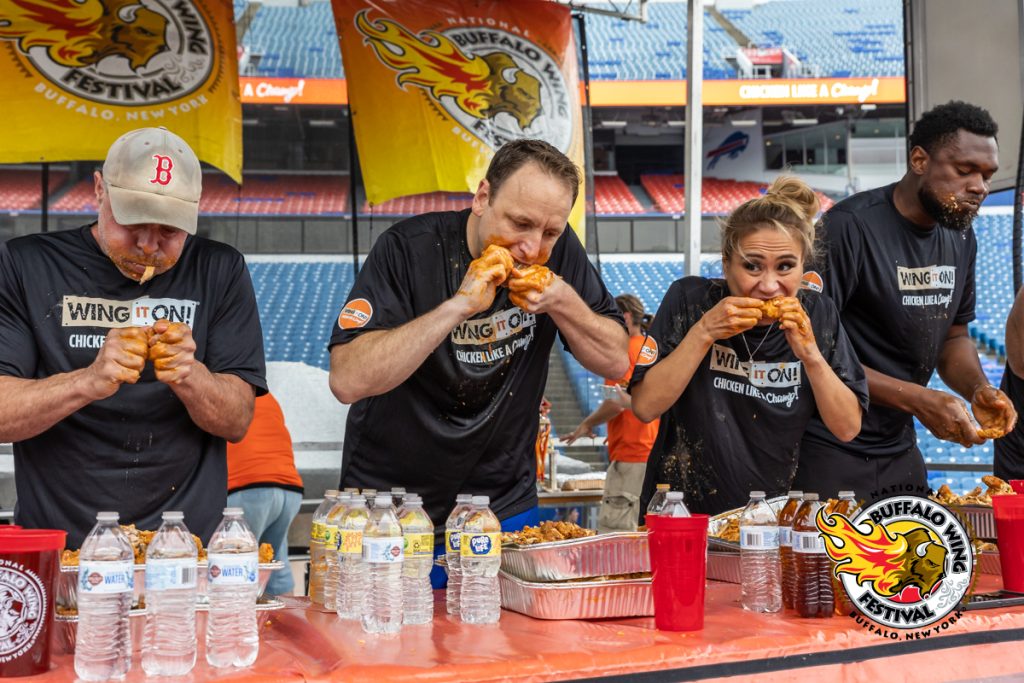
[348,112,360,277]
[40,163,49,233]
[574,11,600,277]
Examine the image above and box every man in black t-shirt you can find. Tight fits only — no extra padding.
[0,128,267,546]
[996,288,1024,479]
[796,102,1017,502]
[329,139,628,536]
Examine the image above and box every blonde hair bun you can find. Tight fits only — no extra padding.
[765,176,820,224]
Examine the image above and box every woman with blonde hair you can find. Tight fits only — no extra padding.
[630,177,868,515]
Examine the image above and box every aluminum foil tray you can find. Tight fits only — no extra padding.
[53,598,284,655]
[500,532,649,582]
[498,571,653,619]
[706,496,787,552]
[57,561,283,611]
[707,550,742,583]
[951,506,996,540]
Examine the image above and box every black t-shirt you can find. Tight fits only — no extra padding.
[0,225,267,547]
[802,184,976,457]
[631,277,868,515]
[995,365,1024,479]
[329,209,621,531]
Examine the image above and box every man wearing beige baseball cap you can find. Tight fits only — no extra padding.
[0,127,267,547]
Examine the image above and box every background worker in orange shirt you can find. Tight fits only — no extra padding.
[227,391,304,596]
[565,294,660,532]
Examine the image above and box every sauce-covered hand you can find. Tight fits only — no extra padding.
[694,297,763,343]
[506,264,556,311]
[148,319,197,385]
[455,244,516,316]
[777,297,820,362]
[84,327,150,398]
[917,388,985,447]
[972,384,1018,439]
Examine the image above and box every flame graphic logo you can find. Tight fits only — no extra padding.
[354,10,542,130]
[817,508,947,599]
[0,0,169,70]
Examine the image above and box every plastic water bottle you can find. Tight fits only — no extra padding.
[777,490,803,611]
[459,496,502,625]
[399,494,435,625]
[309,489,338,604]
[646,483,671,517]
[336,496,369,620]
[662,491,690,517]
[74,511,134,681]
[739,491,782,613]
[205,508,259,668]
[391,487,407,508]
[142,511,198,676]
[445,493,474,615]
[323,492,351,611]
[793,493,833,618]
[362,494,404,634]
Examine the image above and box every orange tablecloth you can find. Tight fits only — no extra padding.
[27,579,1024,682]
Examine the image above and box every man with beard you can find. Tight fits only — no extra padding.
[795,101,1016,502]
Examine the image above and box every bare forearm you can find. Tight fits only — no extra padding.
[548,295,629,379]
[0,372,99,442]
[804,356,861,441]
[330,299,469,404]
[863,366,925,414]
[937,333,989,400]
[582,400,624,429]
[631,326,713,423]
[170,366,255,442]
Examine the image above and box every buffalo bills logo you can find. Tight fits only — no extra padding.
[706,131,750,170]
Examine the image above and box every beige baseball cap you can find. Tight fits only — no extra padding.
[102,127,202,235]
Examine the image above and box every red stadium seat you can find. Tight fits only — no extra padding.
[0,169,69,211]
[641,175,833,215]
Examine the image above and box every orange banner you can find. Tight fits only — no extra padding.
[330,0,586,234]
[240,78,348,105]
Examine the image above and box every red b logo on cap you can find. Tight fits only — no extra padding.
[150,155,174,186]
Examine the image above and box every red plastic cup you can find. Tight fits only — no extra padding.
[0,529,66,677]
[1010,481,1024,495]
[646,514,709,631]
[993,495,1024,591]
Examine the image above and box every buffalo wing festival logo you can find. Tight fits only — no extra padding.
[817,495,972,638]
[0,0,215,105]
[0,561,45,663]
[354,9,572,153]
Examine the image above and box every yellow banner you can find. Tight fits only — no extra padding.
[0,0,241,182]
[332,0,586,236]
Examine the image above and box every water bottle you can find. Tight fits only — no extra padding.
[739,491,782,613]
[363,490,378,509]
[391,487,407,508]
[74,511,134,681]
[777,490,803,610]
[793,493,833,618]
[445,493,474,615]
[205,508,259,668]
[399,494,435,625]
[309,489,339,604]
[661,491,690,517]
[362,494,404,634]
[142,511,198,676]
[646,483,671,517]
[459,496,502,625]
[322,492,351,611]
[336,496,369,620]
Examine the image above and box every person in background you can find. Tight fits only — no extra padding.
[565,294,660,532]
[227,392,303,596]
[995,287,1024,479]
[796,101,1017,502]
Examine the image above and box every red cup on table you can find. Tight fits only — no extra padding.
[0,529,66,677]
[1009,480,1024,495]
[646,514,709,631]
[993,494,1024,592]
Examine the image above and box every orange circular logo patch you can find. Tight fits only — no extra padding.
[338,298,373,330]
[636,336,659,366]
[801,271,824,293]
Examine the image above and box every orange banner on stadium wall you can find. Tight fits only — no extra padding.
[0,0,242,182]
[331,0,586,235]
[240,77,348,105]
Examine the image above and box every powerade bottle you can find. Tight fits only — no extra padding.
[399,494,435,625]
[361,494,404,634]
[323,492,351,611]
[75,511,134,681]
[309,489,339,603]
[793,493,833,618]
[142,511,198,676]
[205,508,260,668]
[444,493,474,616]
[739,491,782,613]
[777,490,803,610]
[459,496,502,624]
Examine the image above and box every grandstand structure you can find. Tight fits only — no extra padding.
[0,0,1011,499]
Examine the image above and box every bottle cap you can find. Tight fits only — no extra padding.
[471,495,490,507]
[749,491,766,498]
[666,492,684,501]
[343,488,360,494]
[788,490,803,497]
[96,511,119,522]
[391,487,406,495]
[223,507,244,516]
[374,494,392,508]
[325,489,339,497]
[162,511,184,521]
[362,489,377,496]
[804,493,820,501]
[838,490,855,498]
[456,493,473,503]
[656,483,670,491]
[405,493,422,503]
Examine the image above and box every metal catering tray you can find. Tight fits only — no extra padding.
[706,496,787,552]
[707,550,742,584]
[498,570,653,620]
[56,561,283,611]
[500,532,649,582]
[52,598,285,655]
